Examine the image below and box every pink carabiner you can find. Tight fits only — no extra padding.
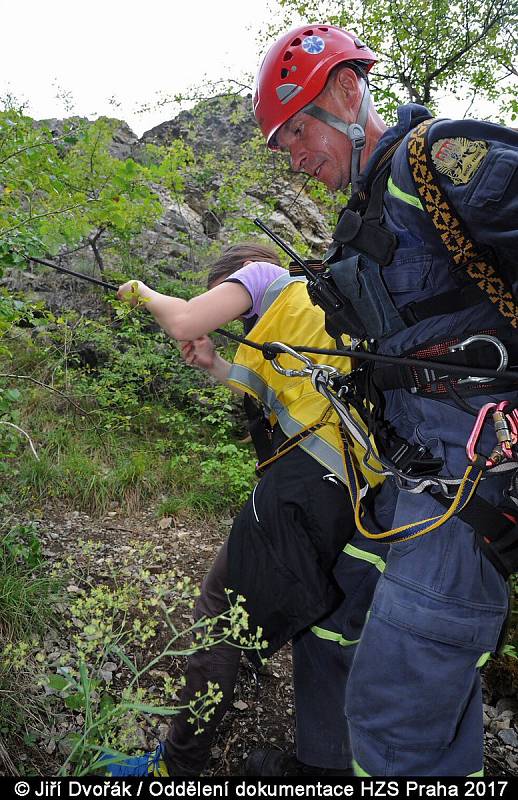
[495,401,518,458]
[466,402,497,464]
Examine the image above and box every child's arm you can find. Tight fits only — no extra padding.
[117,280,251,340]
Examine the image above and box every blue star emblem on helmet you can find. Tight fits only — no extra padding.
[302,35,325,55]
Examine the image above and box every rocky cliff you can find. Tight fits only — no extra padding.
[5,95,333,314]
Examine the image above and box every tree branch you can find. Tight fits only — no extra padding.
[88,226,107,276]
[0,129,79,166]
[0,421,39,460]
[0,200,96,237]
[426,9,505,84]
[0,374,91,417]
[0,374,108,452]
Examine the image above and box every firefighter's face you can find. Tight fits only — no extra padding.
[276,108,352,191]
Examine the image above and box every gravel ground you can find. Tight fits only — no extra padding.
[5,505,518,776]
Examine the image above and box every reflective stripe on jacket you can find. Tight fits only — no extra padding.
[228,274,382,487]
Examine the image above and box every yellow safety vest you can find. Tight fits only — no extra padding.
[228,274,382,487]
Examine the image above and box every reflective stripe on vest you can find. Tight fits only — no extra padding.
[228,275,383,488]
[387,175,424,210]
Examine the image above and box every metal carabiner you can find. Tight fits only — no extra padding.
[448,334,509,385]
[269,342,316,378]
[269,342,339,380]
[493,401,518,459]
[466,402,497,464]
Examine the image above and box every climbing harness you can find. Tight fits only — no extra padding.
[271,347,518,549]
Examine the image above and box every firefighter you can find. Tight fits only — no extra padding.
[253,24,518,776]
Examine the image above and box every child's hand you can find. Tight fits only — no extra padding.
[180,337,216,370]
[117,280,151,305]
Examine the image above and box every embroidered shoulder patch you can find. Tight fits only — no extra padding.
[431,137,488,185]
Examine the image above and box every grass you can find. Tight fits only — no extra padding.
[0,521,62,773]
[0,523,60,640]
[2,307,254,520]
[5,387,254,520]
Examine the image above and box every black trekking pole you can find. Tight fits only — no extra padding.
[14,248,518,383]
[27,254,119,292]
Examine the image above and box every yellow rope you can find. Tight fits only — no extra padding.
[336,426,482,543]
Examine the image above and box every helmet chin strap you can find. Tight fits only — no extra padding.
[303,80,371,190]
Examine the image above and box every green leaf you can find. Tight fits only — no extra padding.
[48,674,73,692]
[99,693,116,716]
[65,692,87,710]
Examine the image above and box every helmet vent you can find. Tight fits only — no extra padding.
[319,27,329,32]
[276,84,303,104]
[290,37,302,46]
[281,67,290,79]
[283,51,293,61]
[303,30,314,36]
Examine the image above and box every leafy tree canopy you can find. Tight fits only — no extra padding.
[264,0,518,121]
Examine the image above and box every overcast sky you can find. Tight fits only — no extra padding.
[2,0,274,135]
[2,1,510,136]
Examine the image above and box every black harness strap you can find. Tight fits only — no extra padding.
[242,394,274,466]
[372,328,518,398]
[328,137,406,267]
[332,162,398,266]
[435,493,518,580]
[400,284,484,325]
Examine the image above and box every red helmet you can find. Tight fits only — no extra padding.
[254,24,377,148]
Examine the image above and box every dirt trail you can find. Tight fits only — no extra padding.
[9,505,518,776]
[20,505,294,776]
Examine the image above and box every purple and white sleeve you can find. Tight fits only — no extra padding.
[224,262,287,318]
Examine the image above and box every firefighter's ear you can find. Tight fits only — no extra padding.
[332,66,362,103]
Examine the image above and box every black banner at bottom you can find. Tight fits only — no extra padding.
[1,777,517,800]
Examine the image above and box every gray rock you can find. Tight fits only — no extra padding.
[105,119,139,160]
[496,698,518,716]
[141,95,256,156]
[158,724,169,740]
[483,703,497,719]
[498,728,518,747]
[490,718,511,734]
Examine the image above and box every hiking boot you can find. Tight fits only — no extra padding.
[244,748,353,776]
[97,742,170,777]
